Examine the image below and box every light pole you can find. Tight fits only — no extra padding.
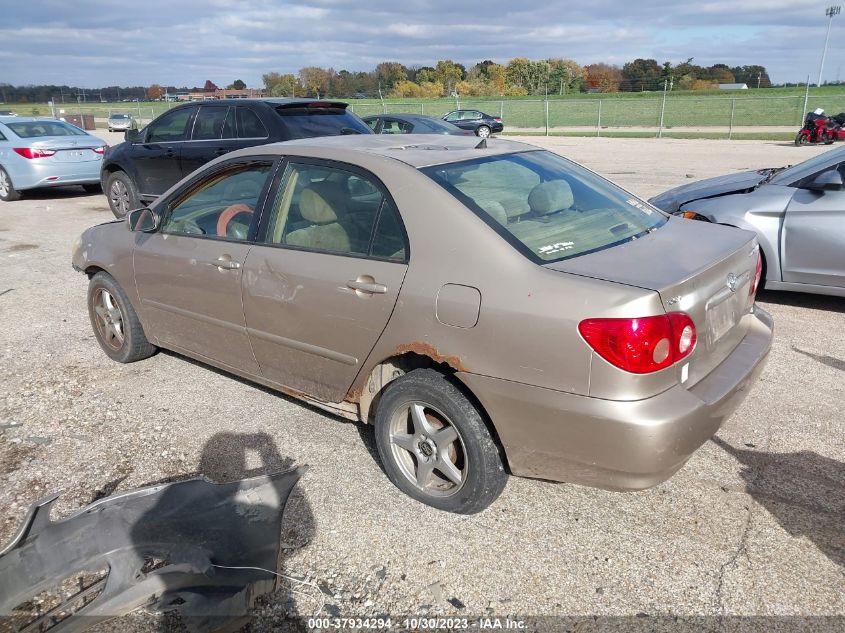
[818,5,841,87]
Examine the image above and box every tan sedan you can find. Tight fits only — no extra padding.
[73,135,773,513]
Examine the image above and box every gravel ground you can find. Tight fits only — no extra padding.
[0,136,842,630]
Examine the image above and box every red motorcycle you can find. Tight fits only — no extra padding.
[795,110,845,145]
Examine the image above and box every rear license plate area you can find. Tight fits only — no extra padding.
[706,293,741,347]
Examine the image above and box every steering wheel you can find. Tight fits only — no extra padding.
[217,203,254,238]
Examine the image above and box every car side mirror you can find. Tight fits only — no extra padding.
[124,128,140,143]
[127,207,160,232]
[807,169,843,192]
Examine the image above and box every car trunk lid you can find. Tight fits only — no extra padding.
[545,217,759,388]
[30,138,105,163]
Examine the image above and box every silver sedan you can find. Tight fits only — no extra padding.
[0,117,108,201]
[107,113,137,132]
[650,146,845,298]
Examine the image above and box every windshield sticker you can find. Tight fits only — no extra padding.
[538,241,575,255]
[625,198,654,214]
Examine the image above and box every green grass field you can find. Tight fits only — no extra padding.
[5,86,845,139]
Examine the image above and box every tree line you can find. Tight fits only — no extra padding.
[0,58,774,104]
[263,58,773,98]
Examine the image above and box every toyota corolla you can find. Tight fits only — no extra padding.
[72,136,773,513]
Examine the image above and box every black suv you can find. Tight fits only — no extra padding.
[101,98,372,218]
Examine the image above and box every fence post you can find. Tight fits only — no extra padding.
[801,76,810,125]
[658,80,667,138]
[138,103,142,123]
[545,98,549,136]
[728,98,735,140]
[420,102,424,115]
[596,100,602,137]
[500,100,504,119]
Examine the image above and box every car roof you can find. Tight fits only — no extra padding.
[170,97,349,108]
[233,134,536,168]
[0,116,62,124]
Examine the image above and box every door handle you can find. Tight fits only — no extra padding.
[347,279,387,294]
[164,148,176,157]
[206,256,241,270]
[214,147,228,156]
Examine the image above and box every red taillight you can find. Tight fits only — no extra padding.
[749,252,762,298]
[578,313,697,374]
[93,146,107,154]
[494,118,502,123]
[13,147,56,159]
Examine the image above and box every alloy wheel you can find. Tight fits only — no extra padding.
[388,401,467,497]
[110,179,131,217]
[0,170,9,197]
[477,126,491,138]
[92,288,125,351]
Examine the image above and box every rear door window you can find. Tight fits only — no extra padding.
[192,106,230,140]
[422,150,666,263]
[236,107,269,139]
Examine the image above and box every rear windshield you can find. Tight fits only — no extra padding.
[422,150,667,263]
[7,121,88,138]
[273,105,371,139]
[417,118,462,133]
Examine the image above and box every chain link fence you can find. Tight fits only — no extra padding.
[16,93,845,139]
[347,93,845,138]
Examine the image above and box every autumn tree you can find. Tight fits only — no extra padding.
[203,80,218,92]
[298,67,329,97]
[262,72,299,97]
[584,63,622,92]
[434,60,466,94]
[374,62,409,91]
[146,84,164,100]
[228,79,247,90]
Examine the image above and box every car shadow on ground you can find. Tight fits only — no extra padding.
[17,186,101,201]
[712,437,844,570]
[757,288,845,314]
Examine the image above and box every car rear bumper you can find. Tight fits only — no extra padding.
[8,158,103,190]
[457,306,773,490]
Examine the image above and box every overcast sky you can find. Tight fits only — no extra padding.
[1,0,842,87]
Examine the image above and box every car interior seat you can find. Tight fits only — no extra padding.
[285,182,351,252]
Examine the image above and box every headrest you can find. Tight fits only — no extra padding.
[299,182,346,224]
[528,180,574,216]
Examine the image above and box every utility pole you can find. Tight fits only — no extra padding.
[818,6,841,87]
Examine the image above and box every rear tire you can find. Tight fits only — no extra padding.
[105,170,139,219]
[476,125,491,138]
[87,272,157,363]
[82,183,102,194]
[374,369,507,514]
[0,167,21,202]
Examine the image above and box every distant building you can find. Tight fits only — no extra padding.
[718,83,749,90]
[177,88,266,101]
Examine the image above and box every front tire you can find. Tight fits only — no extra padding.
[794,132,809,146]
[476,125,491,138]
[87,272,157,363]
[374,369,507,514]
[0,167,21,202]
[105,170,139,219]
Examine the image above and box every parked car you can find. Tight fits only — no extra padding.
[0,117,107,202]
[73,135,772,513]
[441,110,504,137]
[0,110,17,117]
[363,113,473,136]
[107,113,137,132]
[649,146,845,297]
[100,98,372,218]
